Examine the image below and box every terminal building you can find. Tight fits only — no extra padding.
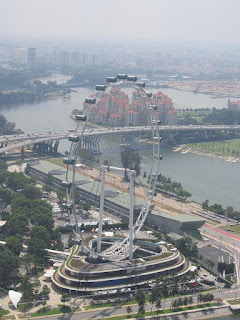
[51,239,190,293]
[148,211,205,241]
[27,160,145,218]
[27,160,204,239]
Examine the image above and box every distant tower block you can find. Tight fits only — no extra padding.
[27,48,37,68]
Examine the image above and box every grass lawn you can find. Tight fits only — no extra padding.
[227,299,240,305]
[227,225,240,234]
[86,292,204,310]
[99,303,215,320]
[18,305,72,318]
[187,139,240,157]
[85,299,138,310]
[47,158,65,167]
[2,316,15,320]
[0,309,10,317]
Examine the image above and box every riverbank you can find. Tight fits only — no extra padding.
[176,147,240,164]
[189,150,240,163]
[158,80,240,99]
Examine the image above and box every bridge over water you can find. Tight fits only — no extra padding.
[0,124,239,156]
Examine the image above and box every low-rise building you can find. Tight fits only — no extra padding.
[27,160,144,218]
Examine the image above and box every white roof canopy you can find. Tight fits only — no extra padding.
[9,290,22,309]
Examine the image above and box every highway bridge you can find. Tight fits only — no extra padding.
[0,124,239,155]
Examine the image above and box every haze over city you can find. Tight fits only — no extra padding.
[1,0,240,46]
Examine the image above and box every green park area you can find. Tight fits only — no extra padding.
[0,309,10,318]
[20,302,216,320]
[222,224,240,234]
[227,299,240,305]
[18,305,71,318]
[187,139,240,157]
[101,303,215,320]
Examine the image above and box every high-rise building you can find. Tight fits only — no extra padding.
[228,99,240,110]
[27,48,37,67]
[59,51,69,66]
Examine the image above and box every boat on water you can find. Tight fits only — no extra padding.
[181,148,191,154]
[173,146,183,152]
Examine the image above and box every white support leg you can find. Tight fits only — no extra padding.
[97,166,105,254]
[129,170,135,261]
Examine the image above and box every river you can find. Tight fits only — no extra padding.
[0,75,240,210]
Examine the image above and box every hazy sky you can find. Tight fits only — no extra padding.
[1,0,239,45]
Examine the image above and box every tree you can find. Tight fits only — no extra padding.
[121,149,142,179]
[5,234,22,256]
[7,213,28,235]
[0,170,8,185]
[103,160,109,167]
[171,299,178,310]
[61,293,70,305]
[202,199,209,210]
[82,201,91,211]
[162,282,169,309]
[208,260,215,272]
[79,148,95,163]
[183,297,189,309]
[28,237,48,263]
[171,281,179,295]
[30,200,54,232]
[57,188,65,202]
[30,226,51,244]
[43,183,53,193]
[20,254,35,276]
[0,247,19,288]
[24,185,42,200]
[135,289,145,306]
[149,290,156,314]
[188,296,193,305]
[39,285,50,298]
[217,262,227,275]
[0,160,8,172]
[7,171,35,191]
[20,277,35,302]
[177,297,183,308]
[126,306,132,317]
[155,298,161,313]
[28,226,51,262]
[137,304,145,316]
[0,189,12,212]
[197,293,203,305]
[225,263,235,275]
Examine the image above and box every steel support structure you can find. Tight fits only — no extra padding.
[97,166,106,254]
[64,79,161,261]
[129,169,135,261]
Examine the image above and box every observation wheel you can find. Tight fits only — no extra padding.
[62,74,162,261]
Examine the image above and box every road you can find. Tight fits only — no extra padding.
[1,124,240,154]
[201,224,240,286]
[30,288,240,320]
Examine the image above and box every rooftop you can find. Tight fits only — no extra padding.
[151,210,205,224]
[29,160,144,210]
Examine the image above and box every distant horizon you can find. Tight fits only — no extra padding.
[1,0,240,49]
[1,35,240,54]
